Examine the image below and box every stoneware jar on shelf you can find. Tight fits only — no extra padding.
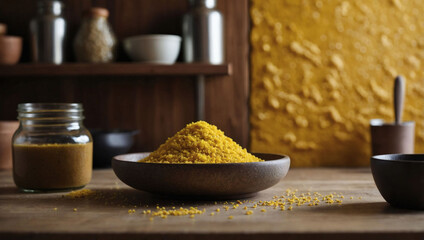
[74,8,117,63]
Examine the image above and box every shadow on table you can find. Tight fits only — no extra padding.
[0,186,21,195]
[0,187,221,209]
[72,188,221,207]
[310,202,422,215]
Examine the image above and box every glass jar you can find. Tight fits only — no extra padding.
[73,7,117,63]
[12,103,93,192]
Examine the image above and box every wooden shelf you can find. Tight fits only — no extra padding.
[0,63,232,77]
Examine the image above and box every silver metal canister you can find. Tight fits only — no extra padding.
[182,0,224,64]
[30,0,66,64]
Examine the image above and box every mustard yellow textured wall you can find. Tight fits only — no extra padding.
[250,0,424,167]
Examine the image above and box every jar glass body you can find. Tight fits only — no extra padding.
[74,16,117,63]
[12,103,93,192]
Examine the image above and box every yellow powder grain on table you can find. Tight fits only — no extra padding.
[65,189,95,199]
[139,121,263,164]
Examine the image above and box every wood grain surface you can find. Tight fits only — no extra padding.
[0,0,249,150]
[1,168,423,240]
[0,63,232,76]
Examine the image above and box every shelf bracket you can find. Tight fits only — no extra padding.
[196,75,205,121]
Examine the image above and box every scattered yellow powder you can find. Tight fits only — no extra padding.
[59,187,350,221]
[65,189,95,198]
[147,206,205,219]
[128,209,136,214]
[139,121,263,164]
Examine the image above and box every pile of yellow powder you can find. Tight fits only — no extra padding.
[139,121,263,164]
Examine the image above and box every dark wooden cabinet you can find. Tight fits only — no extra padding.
[0,0,249,151]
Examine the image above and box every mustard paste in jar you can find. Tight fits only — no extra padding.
[13,143,93,191]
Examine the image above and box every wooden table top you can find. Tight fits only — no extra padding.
[1,168,423,240]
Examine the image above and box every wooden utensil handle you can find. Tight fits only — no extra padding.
[394,76,405,124]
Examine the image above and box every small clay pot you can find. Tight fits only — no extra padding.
[0,23,7,35]
[371,154,424,210]
[0,35,22,65]
[0,121,19,170]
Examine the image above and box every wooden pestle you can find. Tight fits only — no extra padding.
[394,76,405,125]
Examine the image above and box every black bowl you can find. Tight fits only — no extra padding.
[90,129,139,168]
[371,154,424,210]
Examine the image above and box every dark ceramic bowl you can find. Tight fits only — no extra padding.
[90,129,139,168]
[112,152,290,199]
[371,154,424,210]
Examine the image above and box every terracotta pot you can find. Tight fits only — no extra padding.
[0,121,19,170]
[0,36,22,65]
[0,23,6,35]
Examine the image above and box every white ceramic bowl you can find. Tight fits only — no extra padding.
[123,34,181,64]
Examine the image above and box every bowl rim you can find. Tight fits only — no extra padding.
[371,154,424,164]
[124,34,182,42]
[113,152,290,166]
